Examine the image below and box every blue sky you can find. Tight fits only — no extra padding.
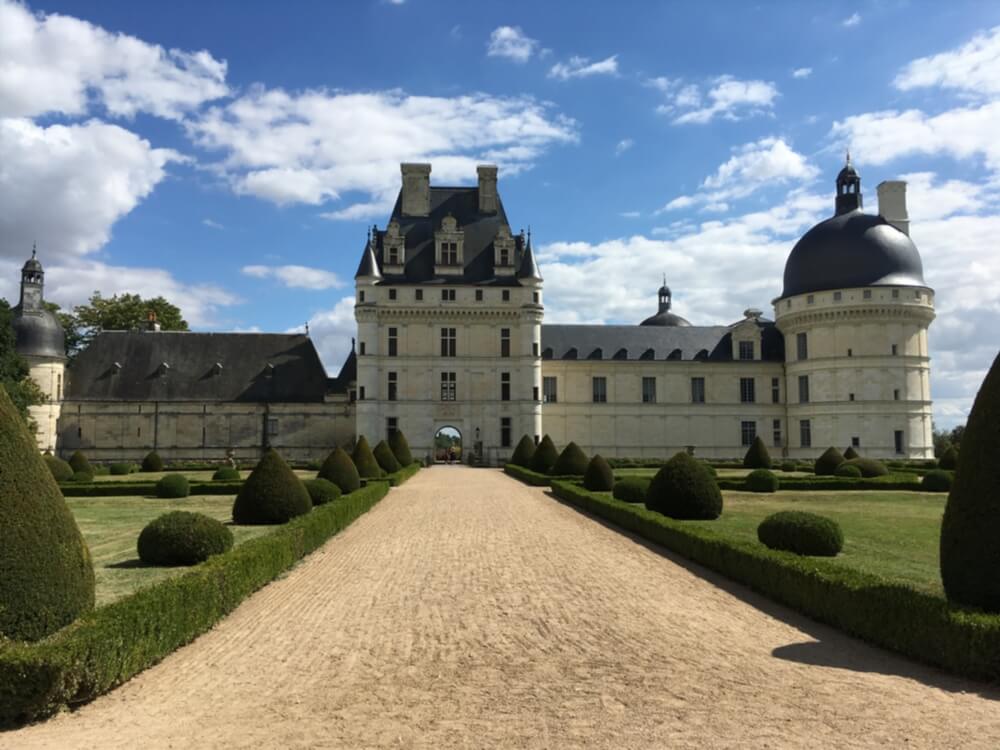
[2,0,999,428]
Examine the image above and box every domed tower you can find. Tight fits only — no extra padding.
[774,157,935,459]
[640,277,691,327]
[11,247,66,452]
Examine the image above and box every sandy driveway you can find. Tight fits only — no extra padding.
[5,466,1000,749]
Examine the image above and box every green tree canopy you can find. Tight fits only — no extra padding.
[0,299,45,421]
[66,292,188,354]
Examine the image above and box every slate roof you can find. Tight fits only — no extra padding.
[327,348,357,395]
[65,332,331,402]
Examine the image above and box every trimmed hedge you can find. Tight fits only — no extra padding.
[386,462,421,487]
[137,511,234,566]
[921,470,953,493]
[388,430,414,467]
[71,470,94,483]
[351,437,382,479]
[717,473,924,492]
[0,481,390,727]
[743,436,771,469]
[843,457,889,478]
[612,477,650,503]
[303,478,342,506]
[373,440,402,474]
[530,435,559,474]
[510,435,535,468]
[503,463,576,487]
[835,463,863,478]
[551,441,589,476]
[109,463,133,476]
[549,480,1000,683]
[43,455,73,482]
[155,474,190,499]
[938,446,959,471]
[757,511,843,556]
[318,447,361,494]
[745,469,779,493]
[232,449,312,525]
[59,481,243,498]
[141,452,164,473]
[645,452,722,520]
[814,447,845,476]
[779,460,797,473]
[583,455,614,492]
[212,466,241,481]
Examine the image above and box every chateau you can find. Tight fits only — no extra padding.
[10,159,935,463]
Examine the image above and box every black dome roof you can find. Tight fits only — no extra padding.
[781,209,926,298]
[640,310,691,327]
[12,307,65,359]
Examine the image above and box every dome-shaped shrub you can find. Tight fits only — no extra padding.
[922,470,953,493]
[780,460,797,473]
[156,473,190,498]
[613,477,650,503]
[0,385,95,641]
[68,450,92,475]
[941,352,1000,610]
[71,470,94,483]
[351,436,382,479]
[701,462,718,478]
[212,466,241,481]
[110,462,133,476]
[43,454,73,482]
[645,452,723,520]
[843,445,860,460]
[137,511,233,566]
[551,441,589,475]
[834,463,862,478]
[373,439,402,474]
[745,469,779,493]
[318,446,361,494]
[232,449,312,525]
[530,435,559,474]
[510,435,535,467]
[938,445,959,471]
[843,457,889,477]
[142,451,164,472]
[388,430,414,467]
[743,436,772,469]
[583,454,614,491]
[303,478,342,506]
[758,511,843,556]
[814,447,845,476]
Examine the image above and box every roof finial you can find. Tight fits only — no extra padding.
[31,241,36,260]
[351,337,356,352]
[527,225,532,247]
[662,273,666,287]
[305,322,310,335]
[845,148,852,166]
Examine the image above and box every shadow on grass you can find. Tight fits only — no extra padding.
[106,558,153,569]
[543,488,1000,701]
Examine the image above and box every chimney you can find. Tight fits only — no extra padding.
[400,163,431,217]
[146,310,161,332]
[477,164,498,214]
[877,180,909,236]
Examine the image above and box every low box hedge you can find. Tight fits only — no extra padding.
[548,480,1000,682]
[0,481,390,727]
[716,473,924,492]
[385,462,421,487]
[59,481,244,498]
[503,464,578,486]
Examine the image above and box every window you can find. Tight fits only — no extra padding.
[386,246,400,265]
[359,386,366,400]
[501,417,512,448]
[863,289,872,300]
[387,328,398,357]
[894,389,900,401]
[800,419,812,448]
[532,342,539,357]
[533,292,540,303]
[441,289,456,302]
[892,289,900,299]
[475,289,483,301]
[772,419,782,447]
[349,389,357,403]
[891,344,898,356]
[740,421,756,447]
[359,342,366,356]
[442,242,459,265]
[500,328,511,358]
[592,376,607,403]
[268,418,279,436]
[387,417,398,438]
[532,385,539,401]
[502,289,511,302]
[771,377,780,404]
[798,375,810,404]
[499,248,510,266]
[849,393,855,401]
[833,291,842,302]
[642,377,657,403]
[738,341,754,360]
[543,376,558,403]
[440,372,456,401]
[691,377,706,403]
[415,289,423,301]
[501,372,511,401]
[796,332,808,360]
[894,430,904,454]
[388,288,396,300]
[359,290,365,302]
[739,377,756,403]
[440,327,456,357]
[387,372,397,401]
[807,294,815,305]
[847,348,853,357]
[851,436,860,448]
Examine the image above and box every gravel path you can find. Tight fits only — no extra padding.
[5,467,1000,749]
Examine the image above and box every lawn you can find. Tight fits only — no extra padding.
[614,467,816,480]
[88,469,317,482]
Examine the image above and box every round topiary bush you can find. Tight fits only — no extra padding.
[834,463,863,478]
[843,445,860,460]
[303,478,342,506]
[318,446,361,494]
[701,462,718,478]
[842,457,889,477]
[137,511,233,566]
[645,452,723,520]
[551,441,589,475]
[71,470,94,483]
[743,436,772,469]
[758,511,843,556]
[43,454,74,482]
[941,351,1000,611]
[745,469,779,493]
[613,477,650,503]
[388,430,414,467]
[938,445,959,471]
[814,447,845,476]
[212,466,241,481]
[780,460,797,473]
[142,451,164,473]
[922,470,953,493]
[583,454,614,491]
[351,436,382,479]
[110,462,133,476]
[156,473,190,498]
[68,450,92,475]
[510,435,535,468]
[233,449,312,525]
[373,439,402,474]
[530,435,559,474]
[0,385,95,641]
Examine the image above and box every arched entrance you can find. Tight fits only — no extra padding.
[433,425,462,463]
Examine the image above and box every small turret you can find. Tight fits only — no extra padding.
[516,229,543,283]
[835,150,863,215]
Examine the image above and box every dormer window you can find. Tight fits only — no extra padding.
[383,221,404,270]
[155,362,170,377]
[211,362,223,377]
[494,224,516,276]
[111,362,122,375]
[435,214,464,275]
[263,363,275,378]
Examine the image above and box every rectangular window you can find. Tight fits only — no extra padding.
[642,376,657,403]
[386,246,399,265]
[891,344,898,356]
[387,327,398,357]
[851,436,860,448]
[440,327,456,357]
[533,292,540,303]
[691,377,706,403]
[415,289,423,301]
[800,419,812,448]
[387,372,397,401]
[441,289,455,302]
[440,372,456,401]
[267,418,278,436]
[442,242,459,265]
[349,389,357,403]
[796,332,808,360]
[532,342,539,357]
[592,376,607,403]
[499,248,510,266]
[849,393,855,401]
[741,421,756,447]
[475,289,483,301]
[740,377,756,403]
[771,377,780,404]
[502,289,511,302]
[500,328,510,358]
[388,288,396,300]
[501,372,511,401]
[387,417,398,438]
[359,386,366,400]
[501,417,512,448]
[894,429,904,454]
[833,291,842,301]
[359,342,366,356]
[807,294,815,305]
[359,290,365,302]
[863,289,872,300]
[543,376,558,403]
[894,388,900,401]
[738,340,754,360]
[798,375,810,404]
[772,419,782,448]
[532,385,539,401]
[847,348,853,357]
[892,289,900,299]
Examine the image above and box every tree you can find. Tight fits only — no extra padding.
[44,302,84,358]
[68,292,188,352]
[0,299,45,422]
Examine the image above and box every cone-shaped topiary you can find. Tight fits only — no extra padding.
[43,454,73,482]
[510,435,535,467]
[303,478,342,506]
[742,436,772,469]
[583,454,614,491]
[0,385,95,641]
[232,448,312,525]
[68,450,92,475]
[941,352,1000,611]
[318,446,361,494]
[388,430,414,467]
[530,435,559,474]
[814,447,845,476]
[645,451,723,520]
[351,436,382,479]
[758,511,843,556]
[551,441,589,475]
[142,451,164,472]
[938,445,959,470]
[138,511,233,566]
[842,457,889,477]
[373,439,402,474]
[843,445,860,460]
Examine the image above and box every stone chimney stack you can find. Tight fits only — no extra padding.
[477,164,498,214]
[400,163,431,217]
[877,180,909,236]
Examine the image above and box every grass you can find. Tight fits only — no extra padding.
[88,469,317,482]
[614,467,815,480]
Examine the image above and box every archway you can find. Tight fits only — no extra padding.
[433,426,462,463]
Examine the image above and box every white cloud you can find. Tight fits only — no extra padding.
[842,13,861,27]
[242,264,343,290]
[301,296,357,374]
[615,138,633,155]
[202,218,224,230]
[486,26,539,63]
[548,55,619,81]
[0,0,228,120]
[895,25,1000,98]
[653,75,779,125]
[792,67,812,79]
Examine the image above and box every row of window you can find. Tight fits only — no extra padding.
[792,288,921,309]
[360,288,541,304]
[794,332,902,361]
[366,328,536,359]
